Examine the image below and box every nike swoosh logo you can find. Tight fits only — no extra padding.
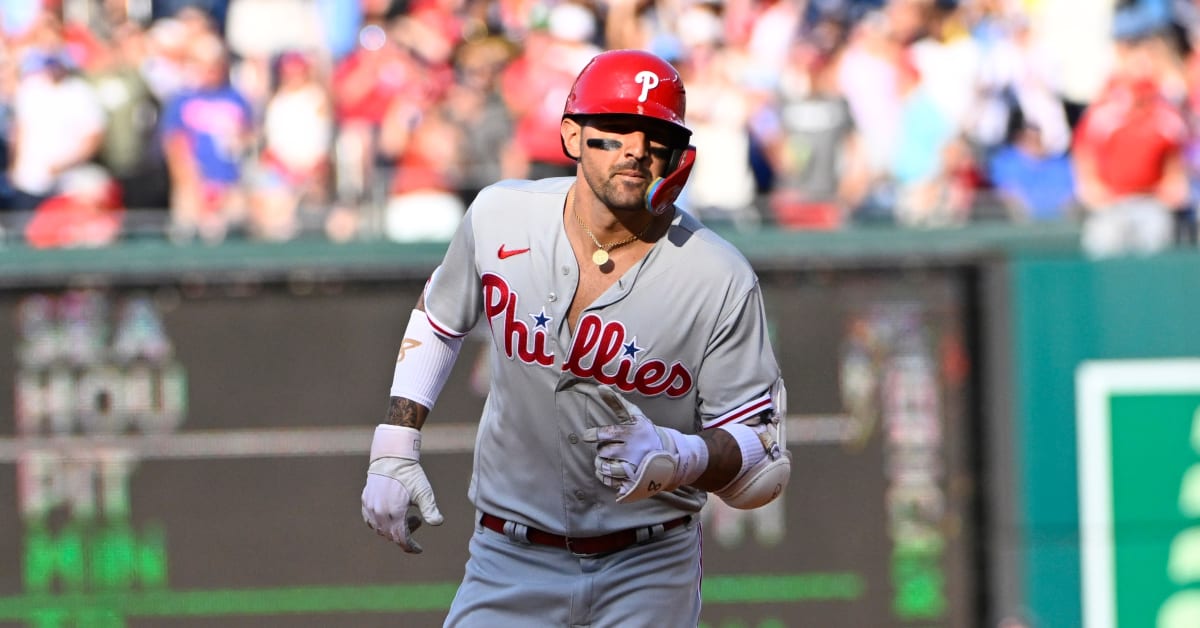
[498,245,531,259]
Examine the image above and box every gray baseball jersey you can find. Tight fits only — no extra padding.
[423,176,782,537]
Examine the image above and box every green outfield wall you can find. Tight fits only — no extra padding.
[1012,251,1200,628]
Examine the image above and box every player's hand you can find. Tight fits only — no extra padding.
[582,386,708,503]
[361,425,444,553]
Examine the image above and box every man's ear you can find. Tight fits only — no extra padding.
[561,118,583,160]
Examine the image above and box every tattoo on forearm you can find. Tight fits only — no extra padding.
[695,410,773,491]
[694,429,743,491]
[386,397,428,429]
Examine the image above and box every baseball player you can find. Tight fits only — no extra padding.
[360,49,790,627]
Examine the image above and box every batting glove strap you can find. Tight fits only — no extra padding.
[370,424,421,462]
[666,429,709,488]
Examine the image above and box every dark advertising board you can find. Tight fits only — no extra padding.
[0,268,978,627]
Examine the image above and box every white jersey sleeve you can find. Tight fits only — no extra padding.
[423,204,482,338]
[696,280,780,430]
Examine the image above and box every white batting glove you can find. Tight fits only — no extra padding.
[361,425,444,553]
[582,385,708,503]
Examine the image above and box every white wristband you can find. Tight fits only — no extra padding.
[718,422,768,473]
[389,309,463,408]
[370,424,421,462]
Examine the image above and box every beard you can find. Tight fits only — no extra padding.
[581,160,651,213]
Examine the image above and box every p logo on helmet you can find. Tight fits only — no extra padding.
[634,71,659,103]
[561,49,697,215]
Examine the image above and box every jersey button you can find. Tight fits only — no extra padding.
[574,490,586,501]
[568,433,579,444]
[561,265,570,275]
[548,292,558,302]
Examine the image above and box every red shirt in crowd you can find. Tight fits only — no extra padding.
[332,44,451,125]
[1073,78,1188,196]
[500,38,580,167]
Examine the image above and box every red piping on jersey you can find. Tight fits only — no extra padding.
[704,397,773,430]
[426,312,468,339]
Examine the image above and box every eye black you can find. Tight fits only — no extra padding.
[586,138,623,151]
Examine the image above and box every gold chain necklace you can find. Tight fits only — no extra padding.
[572,196,651,266]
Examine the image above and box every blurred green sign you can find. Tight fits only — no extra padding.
[1077,359,1200,628]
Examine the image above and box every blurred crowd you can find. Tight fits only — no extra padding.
[0,0,1198,256]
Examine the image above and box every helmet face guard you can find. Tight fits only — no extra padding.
[563,49,695,214]
[646,145,695,215]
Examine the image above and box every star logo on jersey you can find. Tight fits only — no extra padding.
[530,309,552,329]
[622,338,642,360]
[497,244,531,259]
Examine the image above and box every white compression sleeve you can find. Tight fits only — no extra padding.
[389,309,463,408]
[718,422,769,474]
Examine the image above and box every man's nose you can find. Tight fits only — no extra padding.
[622,134,650,161]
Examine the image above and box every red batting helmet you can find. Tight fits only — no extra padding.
[563,49,691,139]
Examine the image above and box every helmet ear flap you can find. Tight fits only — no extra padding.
[645,146,696,215]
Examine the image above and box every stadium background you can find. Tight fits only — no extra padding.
[2,0,1200,627]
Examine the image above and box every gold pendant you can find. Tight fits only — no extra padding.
[592,249,610,266]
